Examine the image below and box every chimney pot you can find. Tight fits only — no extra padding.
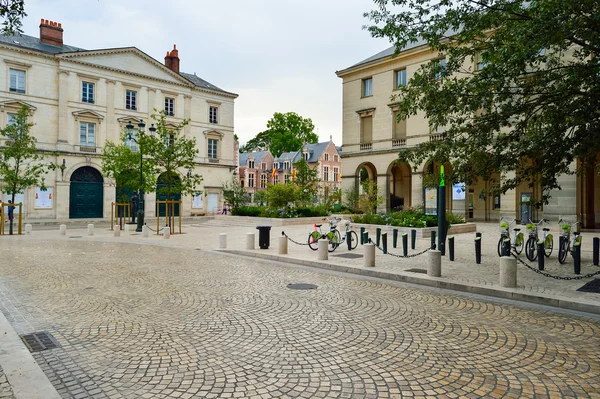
[164,45,180,74]
[40,18,63,47]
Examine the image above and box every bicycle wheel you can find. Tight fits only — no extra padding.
[525,237,537,261]
[558,239,569,264]
[514,233,524,255]
[348,230,359,250]
[544,234,553,257]
[497,237,504,257]
[327,230,341,252]
[307,231,320,251]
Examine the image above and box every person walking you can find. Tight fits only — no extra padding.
[7,200,14,222]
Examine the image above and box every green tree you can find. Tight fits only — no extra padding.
[0,105,57,234]
[358,180,383,215]
[292,157,319,204]
[266,183,297,209]
[221,176,250,212]
[253,189,267,206]
[365,0,600,205]
[1,0,26,36]
[244,112,318,157]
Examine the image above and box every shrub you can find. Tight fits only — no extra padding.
[233,206,263,217]
[352,209,465,228]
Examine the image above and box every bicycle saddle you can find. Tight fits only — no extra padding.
[542,228,550,232]
[315,224,322,228]
[513,228,521,231]
[573,232,580,236]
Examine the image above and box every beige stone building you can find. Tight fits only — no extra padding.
[0,19,237,221]
[336,43,597,227]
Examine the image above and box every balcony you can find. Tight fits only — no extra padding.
[360,143,373,151]
[79,145,97,153]
[209,158,220,163]
[392,139,406,147]
[430,133,445,141]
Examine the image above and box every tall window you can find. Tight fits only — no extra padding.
[248,173,255,188]
[7,113,17,127]
[360,116,373,143]
[125,129,138,151]
[274,175,279,184]
[304,152,309,161]
[334,167,339,181]
[209,106,218,124]
[284,174,289,183]
[362,77,373,97]
[324,153,329,161]
[126,90,137,110]
[334,155,339,162]
[393,111,407,139]
[261,162,266,170]
[323,166,330,182]
[208,138,218,159]
[284,161,290,170]
[9,69,25,94]
[395,69,407,88]
[82,82,95,103]
[165,97,174,116]
[260,174,267,188]
[434,58,447,79]
[79,122,96,147]
[248,160,255,169]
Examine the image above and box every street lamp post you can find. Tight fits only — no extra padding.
[126,120,156,232]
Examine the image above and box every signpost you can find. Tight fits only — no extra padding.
[438,165,446,255]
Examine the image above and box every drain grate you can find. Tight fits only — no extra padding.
[405,268,428,274]
[20,331,60,353]
[287,283,318,290]
[69,236,82,239]
[333,253,363,259]
[577,278,600,293]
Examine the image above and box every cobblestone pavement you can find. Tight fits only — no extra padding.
[0,366,15,399]
[0,236,599,398]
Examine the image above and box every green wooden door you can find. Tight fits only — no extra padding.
[69,167,104,219]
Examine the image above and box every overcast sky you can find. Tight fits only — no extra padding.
[21,0,389,146]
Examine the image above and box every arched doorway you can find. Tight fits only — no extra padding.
[156,172,181,217]
[355,163,378,213]
[388,161,412,211]
[69,166,103,219]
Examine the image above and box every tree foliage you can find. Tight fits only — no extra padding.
[365,0,600,204]
[292,157,319,204]
[1,0,26,36]
[0,105,57,234]
[221,176,250,212]
[266,182,297,208]
[244,112,318,157]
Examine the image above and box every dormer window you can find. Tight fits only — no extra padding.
[248,160,255,169]
[324,153,329,161]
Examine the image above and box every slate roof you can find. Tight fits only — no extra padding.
[301,142,330,163]
[0,33,233,95]
[239,151,270,167]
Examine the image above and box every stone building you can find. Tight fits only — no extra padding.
[0,19,237,221]
[336,43,596,226]
[238,151,274,202]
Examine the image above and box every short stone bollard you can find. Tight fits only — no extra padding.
[113,226,121,237]
[87,224,94,236]
[427,250,441,277]
[364,242,375,267]
[219,233,227,249]
[163,227,171,239]
[142,225,149,238]
[318,239,329,261]
[278,235,288,255]
[25,224,32,235]
[246,233,255,250]
[499,256,517,288]
[59,224,67,236]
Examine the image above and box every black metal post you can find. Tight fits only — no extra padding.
[346,231,352,251]
[430,231,436,250]
[136,144,144,232]
[362,231,369,245]
[411,229,416,250]
[382,232,387,254]
[393,229,398,248]
[438,183,446,256]
[475,237,481,264]
[537,240,545,271]
[402,233,408,257]
[448,236,454,261]
[503,238,511,257]
[476,232,482,239]
[376,228,381,247]
[361,227,365,245]
[573,242,581,275]
[593,237,599,266]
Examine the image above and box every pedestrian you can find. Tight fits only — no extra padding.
[221,203,228,215]
[7,200,14,222]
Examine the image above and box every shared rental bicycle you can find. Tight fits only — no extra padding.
[334,217,359,251]
[308,218,341,252]
[557,219,582,264]
[524,218,553,261]
[497,217,524,256]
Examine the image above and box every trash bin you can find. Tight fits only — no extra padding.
[256,226,272,249]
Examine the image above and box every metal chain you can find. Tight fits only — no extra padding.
[146,224,167,233]
[511,253,600,280]
[282,231,312,246]
[371,239,431,258]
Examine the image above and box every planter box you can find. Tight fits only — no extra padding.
[220,215,330,226]
[350,222,477,238]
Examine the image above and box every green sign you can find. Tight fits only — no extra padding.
[439,165,445,187]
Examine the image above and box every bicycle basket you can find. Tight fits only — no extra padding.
[561,224,571,232]
[499,221,509,232]
[526,223,535,231]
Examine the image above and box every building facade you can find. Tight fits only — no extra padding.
[239,151,274,201]
[336,43,597,226]
[0,19,237,220]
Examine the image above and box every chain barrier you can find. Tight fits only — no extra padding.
[511,253,600,280]
[146,224,167,233]
[282,231,312,246]
[370,239,431,258]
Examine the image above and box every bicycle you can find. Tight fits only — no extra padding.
[497,217,524,256]
[524,218,553,261]
[557,219,582,264]
[333,217,359,251]
[308,218,341,252]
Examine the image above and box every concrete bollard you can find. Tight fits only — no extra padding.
[59,224,67,236]
[142,225,149,238]
[87,224,94,236]
[427,250,441,277]
[113,226,121,237]
[499,256,517,288]
[25,224,32,235]
[318,239,329,260]
[278,236,288,255]
[219,233,227,249]
[163,227,171,239]
[246,233,255,250]
[364,243,375,267]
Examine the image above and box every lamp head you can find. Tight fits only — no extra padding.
[138,120,146,129]
[149,124,157,133]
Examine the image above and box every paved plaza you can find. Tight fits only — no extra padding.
[0,220,599,398]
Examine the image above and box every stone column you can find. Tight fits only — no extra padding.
[246,233,255,250]
[278,236,288,255]
[364,243,375,267]
[57,70,70,151]
[139,86,149,114]
[106,80,116,142]
[219,233,227,249]
[411,171,424,208]
[376,173,388,213]
[427,250,441,277]
[318,239,329,260]
[499,257,517,288]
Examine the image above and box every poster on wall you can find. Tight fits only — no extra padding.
[192,193,204,209]
[424,187,437,215]
[452,183,466,200]
[35,187,53,209]
[3,193,25,213]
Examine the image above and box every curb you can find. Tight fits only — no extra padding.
[220,249,600,316]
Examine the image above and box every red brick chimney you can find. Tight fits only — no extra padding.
[164,45,180,73]
[39,19,63,47]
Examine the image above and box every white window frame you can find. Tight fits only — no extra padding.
[208,138,218,159]
[209,106,218,124]
[284,161,290,170]
[434,58,447,79]
[248,173,255,188]
[126,90,137,110]
[165,97,175,116]
[82,81,95,103]
[395,69,407,88]
[323,166,329,182]
[248,160,255,169]
[324,153,329,161]
[261,162,266,171]
[334,167,339,181]
[362,77,373,97]
[284,174,289,183]
[7,113,17,127]
[125,129,138,151]
[79,122,96,147]
[260,174,267,188]
[274,175,279,184]
[9,69,26,94]
[334,155,339,162]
